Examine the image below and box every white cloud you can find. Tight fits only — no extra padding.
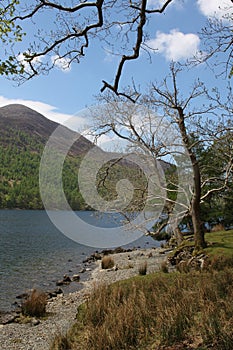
[147,0,176,7]
[197,0,232,19]
[17,53,42,72]
[146,29,200,61]
[51,55,71,72]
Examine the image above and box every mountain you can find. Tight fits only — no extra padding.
[0,104,94,155]
[0,104,95,209]
[0,104,172,211]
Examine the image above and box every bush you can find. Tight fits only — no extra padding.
[138,261,147,275]
[101,255,115,269]
[160,261,169,273]
[51,334,72,350]
[21,289,47,317]
[211,223,225,232]
[207,255,233,271]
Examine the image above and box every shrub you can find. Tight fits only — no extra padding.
[160,261,169,273]
[51,333,72,350]
[138,261,147,275]
[211,223,225,232]
[207,255,233,271]
[21,289,47,317]
[101,255,115,269]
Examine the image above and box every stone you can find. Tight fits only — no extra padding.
[31,318,40,326]
[72,274,80,282]
[56,280,64,286]
[16,292,29,299]
[55,288,63,295]
[63,275,72,282]
[0,313,17,325]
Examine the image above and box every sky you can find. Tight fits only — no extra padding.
[0,0,232,139]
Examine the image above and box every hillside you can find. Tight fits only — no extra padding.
[0,104,172,211]
[0,104,94,155]
[0,104,94,209]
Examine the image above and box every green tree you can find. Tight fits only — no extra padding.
[0,0,25,75]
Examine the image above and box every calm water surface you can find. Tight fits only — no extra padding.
[0,210,159,311]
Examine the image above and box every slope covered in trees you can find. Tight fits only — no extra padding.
[0,104,93,209]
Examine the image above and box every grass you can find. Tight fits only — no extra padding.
[50,230,233,350]
[21,289,47,317]
[138,261,147,275]
[204,230,233,257]
[101,255,115,269]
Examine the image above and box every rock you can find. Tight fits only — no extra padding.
[63,275,72,282]
[72,274,80,282]
[16,292,29,299]
[56,280,64,286]
[91,252,102,260]
[56,275,72,286]
[79,268,86,273]
[48,288,63,298]
[0,313,17,325]
[55,288,63,295]
[113,247,125,254]
[31,318,40,326]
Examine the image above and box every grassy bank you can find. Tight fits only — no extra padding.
[51,230,233,350]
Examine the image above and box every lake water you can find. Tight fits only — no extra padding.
[0,210,159,311]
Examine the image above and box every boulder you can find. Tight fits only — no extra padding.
[63,275,72,283]
[72,274,80,282]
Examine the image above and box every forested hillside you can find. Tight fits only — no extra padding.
[0,104,92,209]
[0,104,149,210]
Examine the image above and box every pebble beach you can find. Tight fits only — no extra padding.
[0,246,170,350]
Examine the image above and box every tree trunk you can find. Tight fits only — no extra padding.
[177,107,206,250]
[190,153,206,249]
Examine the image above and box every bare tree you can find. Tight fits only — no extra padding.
[191,2,233,78]
[90,65,232,249]
[0,0,173,98]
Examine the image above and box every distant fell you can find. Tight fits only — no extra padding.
[0,103,94,155]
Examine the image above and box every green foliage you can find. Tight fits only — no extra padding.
[0,128,87,210]
[200,131,233,229]
[0,0,26,75]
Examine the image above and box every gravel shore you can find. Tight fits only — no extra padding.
[0,246,170,350]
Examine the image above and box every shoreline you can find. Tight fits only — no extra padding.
[0,245,170,350]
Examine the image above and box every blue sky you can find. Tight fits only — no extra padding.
[0,0,232,134]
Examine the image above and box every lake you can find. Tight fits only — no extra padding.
[0,210,159,311]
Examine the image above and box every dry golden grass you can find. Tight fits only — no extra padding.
[211,223,225,232]
[138,261,147,275]
[51,231,233,350]
[101,255,115,269]
[51,264,233,350]
[21,289,47,317]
